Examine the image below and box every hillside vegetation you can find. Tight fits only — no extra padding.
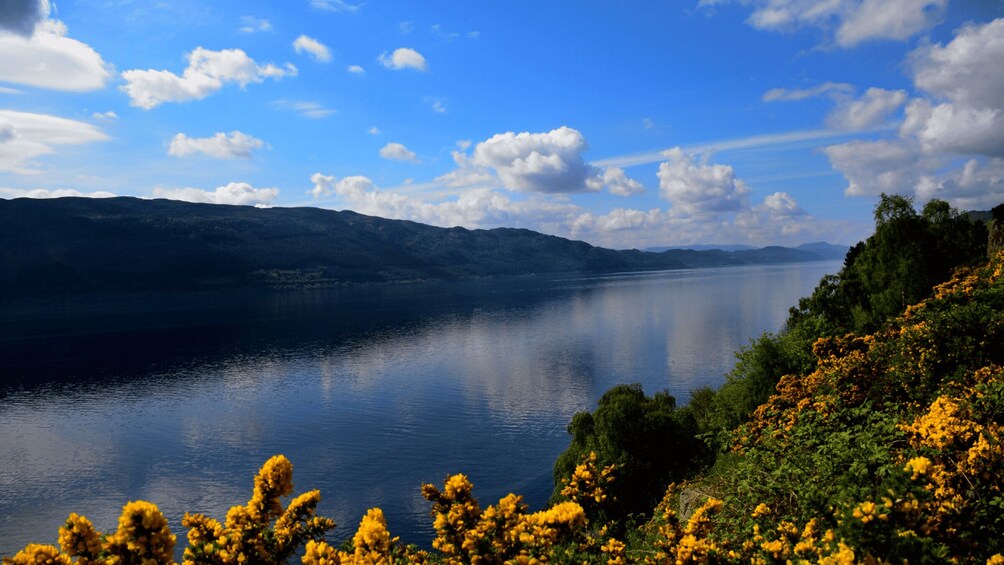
[4,196,1002,564]
[0,197,841,295]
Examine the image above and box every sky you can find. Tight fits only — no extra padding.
[1,0,1003,249]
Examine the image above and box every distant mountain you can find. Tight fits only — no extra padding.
[0,197,847,296]
[643,244,756,252]
[794,242,850,260]
[645,242,849,260]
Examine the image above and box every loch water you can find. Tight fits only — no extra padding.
[0,261,840,553]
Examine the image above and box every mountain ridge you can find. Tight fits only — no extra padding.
[0,197,847,295]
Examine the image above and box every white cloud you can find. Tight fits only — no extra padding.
[823,139,925,197]
[273,100,335,119]
[904,18,1004,157]
[587,166,645,196]
[310,0,360,13]
[753,191,807,219]
[762,82,854,102]
[153,182,279,206]
[914,158,1004,210]
[901,98,1004,157]
[471,126,601,193]
[92,111,117,120]
[121,47,297,109]
[238,16,272,34]
[168,131,265,159]
[378,48,427,71]
[568,190,847,249]
[0,187,116,199]
[0,109,108,173]
[435,149,496,188]
[0,0,49,37]
[347,65,364,74]
[293,35,332,63]
[428,98,447,113]
[825,19,1004,209]
[0,19,113,91]
[368,126,381,135]
[439,127,643,196]
[826,87,907,130]
[657,148,751,216]
[379,142,419,162]
[835,0,946,47]
[764,82,905,130]
[705,0,946,47]
[309,172,580,231]
[309,168,853,249]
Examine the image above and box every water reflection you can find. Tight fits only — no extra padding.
[0,262,838,553]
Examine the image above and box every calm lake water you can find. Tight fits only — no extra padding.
[0,261,839,554]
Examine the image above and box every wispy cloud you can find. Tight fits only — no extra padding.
[593,129,857,169]
[273,100,336,119]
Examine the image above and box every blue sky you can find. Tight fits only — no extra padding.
[1,0,1002,249]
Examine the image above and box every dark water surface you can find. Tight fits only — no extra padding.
[0,262,839,554]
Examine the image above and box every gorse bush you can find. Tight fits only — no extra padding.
[4,452,623,565]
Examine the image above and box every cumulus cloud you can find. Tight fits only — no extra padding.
[587,167,644,196]
[0,0,49,37]
[903,18,1004,157]
[568,190,846,249]
[293,35,332,63]
[824,139,925,197]
[153,182,279,206]
[309,168,852,249]
[0,109,108,173]
[92,111,117,120]
[378,48,427,71]
[309,172,579,230]
[0,19,113,91]
[121,47,297,109]
[826,87,907,130]
[914,158,1004,210]
[657,148,751,216]
[825,18,1004,209]
[0,187,116,199]
[347,65,364,74]
[379,142,419,162]
[437,127,644,196]
[168,131,265,159]
[764,82,906,130]
[471,126,600,193]
[703,0,946,47]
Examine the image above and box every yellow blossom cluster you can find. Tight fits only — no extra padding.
[3,504,176,565]
[560,452,618,511]
[105,500,177,565]
[182,455,335,565]
[300,507,424,565]
[421,473,588,564]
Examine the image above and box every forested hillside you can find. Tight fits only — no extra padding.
[0,197,841,295]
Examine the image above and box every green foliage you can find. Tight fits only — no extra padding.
[691,327,818,450]
[789,194,987,335]
[552,384,711,522]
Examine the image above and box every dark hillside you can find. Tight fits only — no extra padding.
[0,197,840,295]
